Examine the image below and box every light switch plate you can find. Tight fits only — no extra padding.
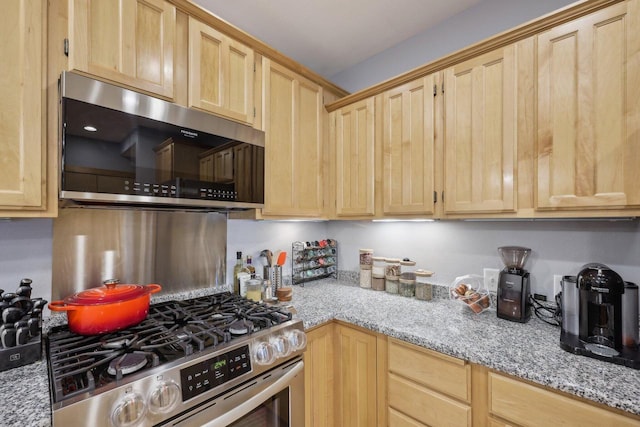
[484,268,500,292]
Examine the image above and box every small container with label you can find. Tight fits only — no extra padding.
[415,269,434,301]
[359,248,374,269]
[371,257,386,291]
[385,258,401,294]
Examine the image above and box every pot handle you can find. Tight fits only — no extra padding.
[48,300,74,312]
[145,284,162,295]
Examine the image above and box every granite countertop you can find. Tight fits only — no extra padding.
[290,280,640,416]
[1,280,638,427]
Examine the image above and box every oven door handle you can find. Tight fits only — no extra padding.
[201,360,304,427]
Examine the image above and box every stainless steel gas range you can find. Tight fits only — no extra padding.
[46,293,306,426]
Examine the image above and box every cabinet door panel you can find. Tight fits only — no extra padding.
[334,98,376,216]
[0,0,44,209]
[263,60,323,217]
[444,46,516,214]
[189,19,254,124]
[70,0,175,99]
[336,324,377,427]
[382,76,436,215]
[304,324,335,427]
[537,2,640,209]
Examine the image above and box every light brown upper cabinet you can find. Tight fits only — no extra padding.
[68,0,176,100]
[443,45,517,214]
[536,0,640,210]
[188,17,255,124]
[262,59,323,217]
[382,75,437,216]
[332,98,376,217]
[0,0,47,214]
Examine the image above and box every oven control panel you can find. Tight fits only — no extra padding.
[180,345,251,401]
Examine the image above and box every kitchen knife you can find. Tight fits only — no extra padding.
[0,325,16,348]
[16,326,29,346]
[27,317,40,337]
[2,307,24,324]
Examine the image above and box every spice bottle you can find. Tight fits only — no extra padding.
[385,258,401,294]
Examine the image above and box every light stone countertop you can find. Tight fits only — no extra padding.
[1,279,638,427]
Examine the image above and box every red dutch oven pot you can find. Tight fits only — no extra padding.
[48,280,162,335]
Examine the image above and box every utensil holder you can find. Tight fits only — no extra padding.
[263,266,282,294]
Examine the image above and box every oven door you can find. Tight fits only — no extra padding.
[163,358,304,427]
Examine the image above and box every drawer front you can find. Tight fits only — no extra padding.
[389,408,428,427]
[388,338,470,402]
[389,373,471,427]
[489,372,640,427]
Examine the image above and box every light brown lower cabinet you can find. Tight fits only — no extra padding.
[304,322,640,427]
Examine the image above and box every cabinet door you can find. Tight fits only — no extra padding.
[304,324,335,427]
[537,1,640,210]
[382,76,436,216]
[262,60,323,217]
[334,98,376,217]
[0,0,45,210]
[189,18,254,124]
[69,0,175,99]
[335,324,377,427]
[444,46,517,214]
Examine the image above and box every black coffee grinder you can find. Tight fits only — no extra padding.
[497,246,531,323]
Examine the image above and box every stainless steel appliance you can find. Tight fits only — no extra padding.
[496,246,531,323]
[59,72,265,211]
[560,263,640,369]
[46,293,306,426]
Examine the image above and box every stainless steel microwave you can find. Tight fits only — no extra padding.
[59,72,264,210]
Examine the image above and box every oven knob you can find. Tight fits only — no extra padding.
[148,380,180,415]
[286,329,307,351]
[111,392,146,427]
[253,341,276,365]
[270,335,291,359]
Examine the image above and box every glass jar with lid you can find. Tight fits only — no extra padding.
[385,258,401,294]
[371,257,386,291]
[246,278,263,302]
[415,269,434,301]
[399,276,416,297]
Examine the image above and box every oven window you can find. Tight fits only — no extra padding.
[228,387,290,427]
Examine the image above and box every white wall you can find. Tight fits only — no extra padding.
[226,219,329,286]
[0,219,53,304]
[1,218,638,305]
[328,219,640,300]
[331,0,576,92]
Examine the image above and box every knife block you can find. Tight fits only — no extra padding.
[0,334,41,372]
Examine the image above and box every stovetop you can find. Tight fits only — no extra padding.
[46,292,293,405]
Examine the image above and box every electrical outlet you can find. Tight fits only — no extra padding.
[553,274,563,297]
[484,268,500,292]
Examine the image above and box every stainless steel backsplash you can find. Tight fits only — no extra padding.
[52,208,227,300]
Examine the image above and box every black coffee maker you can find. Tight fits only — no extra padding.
[496,246,531,323]
[560,263,640,369]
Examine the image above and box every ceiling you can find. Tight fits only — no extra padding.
[191,0,483,79]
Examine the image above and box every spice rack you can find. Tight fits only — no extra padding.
[292,239,338,285]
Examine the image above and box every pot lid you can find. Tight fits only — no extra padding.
[65,280,149,305]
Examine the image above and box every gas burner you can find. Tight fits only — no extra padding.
[229,319,253,335]
[107,353,148,376]
[100,334,138,350]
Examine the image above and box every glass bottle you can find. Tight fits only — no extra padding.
[244,255,256,278]
[233,251,243,294]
